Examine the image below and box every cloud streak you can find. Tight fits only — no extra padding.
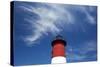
[67,40,97,62]
[20,3,96,45]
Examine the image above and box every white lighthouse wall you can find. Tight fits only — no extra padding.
[51,56,66,64]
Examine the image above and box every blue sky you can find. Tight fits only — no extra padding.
[13,1,97,66]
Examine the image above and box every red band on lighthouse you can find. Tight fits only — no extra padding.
[52,42,66,57]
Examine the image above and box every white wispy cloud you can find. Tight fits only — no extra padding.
[20,3,96,45]
[67,53,86,62]
[79,40,97,54]
[67,40,97,61]
[76,6,96,24]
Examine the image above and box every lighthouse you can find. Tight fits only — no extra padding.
[51,35,66,64]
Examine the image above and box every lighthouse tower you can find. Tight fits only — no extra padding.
[51,35,66,64]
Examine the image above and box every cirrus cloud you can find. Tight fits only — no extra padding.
[19,3,97,45]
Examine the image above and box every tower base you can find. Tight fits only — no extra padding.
[51,56,66,64]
